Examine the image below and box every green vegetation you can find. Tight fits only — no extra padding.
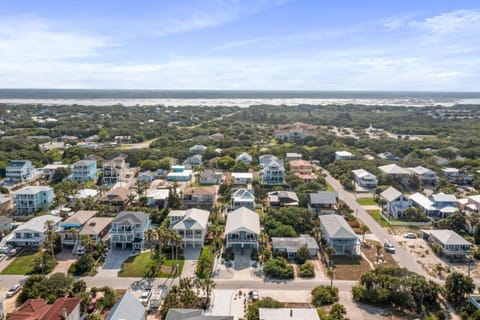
[311,285,339,306]
[118,252,184,278]
[356,197,377,206]
[367,209,389,227]
[299,260,315,278]
[246,297,284,320]
[196,246,214,279]
[263,257,294,279]
[1,250,52,275]
[263,207,314,237]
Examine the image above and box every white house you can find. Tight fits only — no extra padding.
[6,160,33,182]
[168,208,210,248]
[7,215,61,247]
[231,172,254,184]
[380,187,411,219]
[352,169,378,188]
[335,151,354,160]
[285,153,302,161]
[260,158,285,185]
[225,207,260,249]
[231,188,255,210]
[378,164,410,176]
[408,166,439,185]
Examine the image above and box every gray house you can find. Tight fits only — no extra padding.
[422,229,472,259]
[308,191,338,215]
[225,207,260,249]
[106,291,145,320]
[319,214,358,255]
[110,211,151,251]
[272,234,319,260]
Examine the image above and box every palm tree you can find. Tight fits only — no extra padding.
[325,246,334,264]
[201,276,216,299]
[45,220,56,265]
[193,278,204,296]
[375,244,382,266]
[360,224,369,243]
[145,229,155,256]
[169,231,182,274]
[156,226,168,257]
[81,234,95,255]
[312,227,322,243]
[327,268,334,289]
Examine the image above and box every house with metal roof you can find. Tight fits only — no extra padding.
[7,215,61,247]
[168,208,210,248]
[106,291,145,320]
[407,166,439,186]
[335,151,354,160]
[58,210,97,248]
[352,169,378,188]
[380,187,411,219]
[308,191,338,215]
[231,172,254,185]
[225,207,260,249]
[231,188,255,210]
[409,192,458,218]
[421,229,472,259]
[166,309,233,320]
[271,234,319,260]
[236,152,252,165]
[319,214,358,255]
[378,164,410,176]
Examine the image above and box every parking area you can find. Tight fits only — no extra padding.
[52,251,77,274]
[96,249,133,277]
[181,247,201,278]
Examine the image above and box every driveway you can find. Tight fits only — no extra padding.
[52,251,77,274]
[181,247,201,278]
[96,249,132,277]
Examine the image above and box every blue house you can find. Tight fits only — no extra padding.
[6,160,33,182]
[12,186,54,215]
[71,160,97,182]
[167,166,193,182]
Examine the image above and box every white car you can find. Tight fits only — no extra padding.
[403,232,417,239]
[251,291,259,301]
[6,284,21,298]
[0,253,5,261]
[139,289,152,305]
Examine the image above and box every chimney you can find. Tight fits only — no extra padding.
[290,309,293,317]
[61,307,68,319]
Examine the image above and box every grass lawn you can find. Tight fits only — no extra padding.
[118,252,185,278]
[367,209,390,228]
[191,181,201,187]
[356,197,377,206]
[1,250,41,275]
[326,182,335,192]
[326,255,372,280]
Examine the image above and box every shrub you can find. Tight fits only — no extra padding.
[222,247,234,261]
[196,246,214,279]
[263,257,294,279]
[295,246,311,264]
[246,297,284,320]
[69,254,95,276]
[299,261,315,278]
[311,285,339,306]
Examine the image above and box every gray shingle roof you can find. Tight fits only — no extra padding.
[319,214,357,239]
[380,187,402,202]
[423,229,471,246]
[309,191,338,205]
[166,309,233,320]
[112,211,150,225]
[225,207,260,235]
[271,234,319,252]
[106,291,145,320]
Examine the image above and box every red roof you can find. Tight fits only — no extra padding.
[9,298,80,320]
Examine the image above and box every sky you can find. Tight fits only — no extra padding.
[0,0,479,91]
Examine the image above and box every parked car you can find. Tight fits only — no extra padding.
[139,288,152,305]
[0,253,5,261]
[403,232,417,239]
[6,284,22,297]
[251,291,259,301]
[384,241,395,253]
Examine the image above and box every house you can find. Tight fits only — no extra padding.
[409,192,436,217]
[12,186,54,215]
[467,195,480,212]
[209,132,225,141]
[351,169,378,188]
[199,170,223,185]
[110,211,150,251]
[442,168,473,184]
[380,187,411,219]
[6,160,33,182]
[102,156,128,184]
[0,216,13,232]
[146,189,170,208]
[189,145,207,155]
[182,186,216,210]
[289,160,313,174]
[59,210,97,248]
[168,208,210,248]
[231,188,255,210]
[42,163,69,180]
[286,152,302,161]
[137,170,156,183]
[308,191,338,215]
[167,166,193,182]
[335,151,354,160]
[259,154,279,168]
[319,214,359,255]
[408,166,438,185]
[183,154,203,169]
[7,215,61,247]
[377,152,400,161]
[260,158,285,185]
[258,308,320,320]
[71,159,97,182]
[236,152,252,165]
[166,309,233,320]
[68,188,99,203]
[0,195,11,214]
[272,234,319,259]
[79,217,113,244]
[409,192,458,218]
[100,187,131,210]
[267,191,299,208]
[378,164,410,176]
[225,207,260,249]
[421,229,472,259]
[231,172,254,185]
[274,122,317,141]
[106,291,146,320]
[8,297,81,320]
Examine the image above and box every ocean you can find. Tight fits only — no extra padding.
[0,89,479,107]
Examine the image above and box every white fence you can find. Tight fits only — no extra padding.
[379,211,432,227]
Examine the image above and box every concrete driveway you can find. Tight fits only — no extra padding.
[181,247,201,278]
[96,249,133,277]
[52,251,77,274]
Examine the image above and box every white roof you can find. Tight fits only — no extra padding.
[409,192,435,211]
[259,308,320,320]
[335,150,353,156]
[169,208,210,231]
[352,169,375,178]
[468,195,480,203]
[378,164,410,175]
[43,164,69,170]
[15,215,61,233]
[431,193,457,203]
[13,186,52,195]
[440,206,458,214]
[232,188,255,201]
[319,214,357,239]
[423,229,471,246]
[408,166,436,175]
[77,188,99,199]
[146,189,170,200]
[231,172,253,179]
[442,167,459,173]
[225,207,260,235]
[380,186,403,202]
[236,152,252,160]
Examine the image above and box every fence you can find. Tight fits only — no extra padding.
[379,211,432,227]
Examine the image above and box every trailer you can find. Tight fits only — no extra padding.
[149,288,163,310]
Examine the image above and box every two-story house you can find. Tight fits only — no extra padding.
[290,159,316,182]
[236,152,252,165]
[225,207,260,249]
[71,159,97,182]
[102,156,128,184]
[260,158,285,185]
[100,187,131,211]
[285,153,302,161]
[308,191,338,215]
[335,151,354,160]
[409,192,458,218]
[408,166,438,186]
[58,210,97,248]
[110,211,151,251]
[79,217,113,244]
[199,170,223,185]
[182,186,216,210]
[352,169,378,188]
[267,191,299,208]
[189,145,207,155]
[422,229,471,259]
[441,168,473,184]
[6,160,33,182]
[12,186,54,215]
[319,214,358,255]
[167,165,193,182]
[183,154,203,169]
[231,188,255,210]
[8,215,61,247]
[10,297,81,320]
[231,172,254,185]
[168,208,210,248]
[380,187,411,219]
